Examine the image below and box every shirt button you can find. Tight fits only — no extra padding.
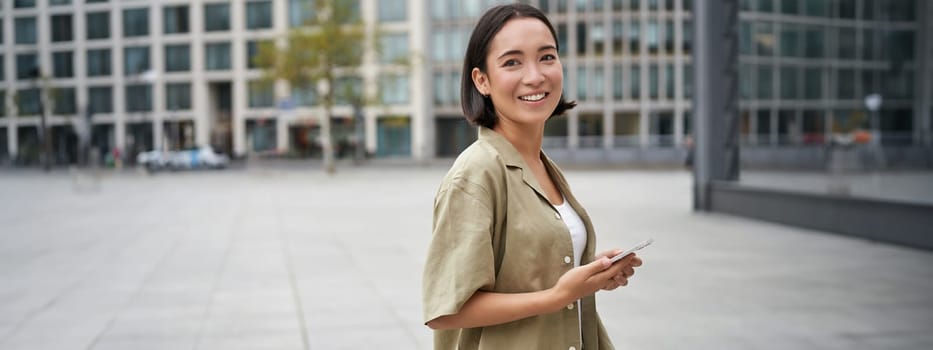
[567,303,574,310]
[563,256,572,264]
[569,347,577,350]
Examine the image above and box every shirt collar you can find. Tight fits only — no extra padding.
[478,126,527,169]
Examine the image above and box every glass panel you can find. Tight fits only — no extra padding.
[630,65,640,99]
[289,0,315,27]
[53,88,77,115]
[86,12,110,40]
[594,66,605,99]
[15,18,38,44]
[780,66,797,99]
[124,46,150,76]
[123,8,149,37]
[16,53,38,80]
[577,66,587,100]
[125,84,153,112]
[87,49,112,76]
[380,33,409,64]
[379,0,407,22]
[754,22,774,56]
[88,86,113,114]
[53,51,74,78]
[649,64,659,99]
[837,69,855,99]
[804,26,823,58]
[757,65,773,100]
[248,81,274,107]
[51,15,73,42]
[837,27,855,59]
[205,3,231,32]
[17,89,41,115]
[205,43,232,70]
[780,26,800,57]
[166,83,191,110]
[804,67,821,100]
[380,75,410,105]
[165,45,190,72]
[246,1,273,29]
[291,83,317,106]
[613,65,625,99]
[163,6,189,34]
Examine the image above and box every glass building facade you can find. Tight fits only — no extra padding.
[1,0,929,166]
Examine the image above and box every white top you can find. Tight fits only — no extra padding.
[553,197,587,345]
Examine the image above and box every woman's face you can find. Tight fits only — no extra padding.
[473,17,563,128]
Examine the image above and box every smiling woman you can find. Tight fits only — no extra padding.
[422,4,643,350]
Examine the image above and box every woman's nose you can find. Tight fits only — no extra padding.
[523,64,546,85]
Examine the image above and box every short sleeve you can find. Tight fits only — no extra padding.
[422,178,497,324]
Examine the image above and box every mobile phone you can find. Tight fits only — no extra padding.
[608,238,653,264]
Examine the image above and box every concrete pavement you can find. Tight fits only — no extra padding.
[1,166,931,349]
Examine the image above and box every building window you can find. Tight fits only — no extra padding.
[649,65,659,99]
[205,43,232,71]
[246,40,272,69]
[52,51,74,78]
[166,83,191,110]
[379,0,407,22]
[577,66,588,100]
[837,69,855,99]
[630,65,641,99]
[123,8,149,37]
[739,64,753,100]
[613,64,624,99]
[291,83,317,106]
[87,49,111,77]
[646,20,659,54]
[51,15,73,42]
[380,33,409,64]
[757,65,772,100]
[246,1,273,29]
[380,75,409,105]
[289,0,315,27]
[50,0,70,5]
[780,66,798,100]
[593,66,605,99]
[628,22,640,54]
[205,3,231,32]
[664,20,674,53]
[124,46,150,76]
[755,22,774,56]
[53,88,77,115]
[17,89,41,116]
[612,21,624,55]
[664,64,674,100]
[684,64,693,99]
[376,116,411,157]
[163,5,190,34]
[165,44,191,72]
[780,26,800,57]
[248,81,274,108]
[14,0,36,8]
[432,73,446,106]
[86,12,110,40]
[88,86,112,114]
[804,26,823,58]
[837,27,855,59]
[804,67,822,100]
[15,18,38,45]
[125,84,153,112]
[16,53,39,80]
[335,77,363,105]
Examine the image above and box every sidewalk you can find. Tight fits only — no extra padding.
[0,167,931,349]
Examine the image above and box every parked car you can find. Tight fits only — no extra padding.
[136,146,229,171]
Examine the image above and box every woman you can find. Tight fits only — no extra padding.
[422,4,643,350]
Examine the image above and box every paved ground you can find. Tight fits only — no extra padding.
[1,164,932,350]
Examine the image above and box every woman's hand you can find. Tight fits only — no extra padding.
[550,256,625,306]
[596,249,643,291]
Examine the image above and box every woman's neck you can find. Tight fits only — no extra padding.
[493,120,545,162]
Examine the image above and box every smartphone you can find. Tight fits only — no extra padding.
[608,238,653,264]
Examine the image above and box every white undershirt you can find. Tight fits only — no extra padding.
[553,197,587,345]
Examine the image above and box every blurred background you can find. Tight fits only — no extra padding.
[1,0,932,349]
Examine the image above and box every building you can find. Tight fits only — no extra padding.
[2,0,930,167]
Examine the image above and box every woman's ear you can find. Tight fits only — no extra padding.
[472,67,489,96]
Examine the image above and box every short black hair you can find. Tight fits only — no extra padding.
[460,4,576,129]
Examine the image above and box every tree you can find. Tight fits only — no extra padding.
[254,0,367,174]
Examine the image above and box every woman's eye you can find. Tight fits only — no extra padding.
[541,54,556,61]
[503,59,520,67]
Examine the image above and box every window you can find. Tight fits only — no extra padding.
[380,33,409,64]
[739,64,753,99]
[432,73,446,106]
[804,26,823,58]
[646,20,659,53]
[291,83,317,106]
[17,89,41,115]
[88,86,112,114]
[248,81,274,108]
[757,65,772,99]
[16,53,39,80]
[247,1,273,29]
[663,20,674,53]
[205,43,232,71]
[87,49,111,76]
[335,77,362,105]
[781,0,798,14]
[380,75,410,105]
[612,65,624,99]
[0,90,5,117]
[665,64,674,99]
[592,22,606,55]
[629,22,640,54]
[612,21,624,54]
[289,0,315,27]
[379,0,407,22]
[164,45,190,72]
[837,27,855,59]
[630,65,641,99]
[53,88,77,115]
[163,6,189,34]
[51,15,73,42]
[780,26,800,57]
[166,83,191,110]
[804,67,821,100]
[837,69,855,99]
[15,18,38,44]
[649,65,659,99]
[683,19,693,53]
[125,84,152,112]
[684,64,693,99]
[594,66,605,99]
[740,21,753,55]
[123,8,149,37]
[52,51,74,78]
[14,0,36,8]
[86,12,110,40]
[205,3,231,32]
[124,46,150,76]
[577,66,588,100]
[755,22,774,56]
[246,40,271,69]
[780,66,798,100]
[0,56,4,81]
[50,0,70,4]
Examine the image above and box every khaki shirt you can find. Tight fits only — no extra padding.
[423,127,614,350]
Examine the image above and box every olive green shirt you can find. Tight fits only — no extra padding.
[423,127,614,350]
